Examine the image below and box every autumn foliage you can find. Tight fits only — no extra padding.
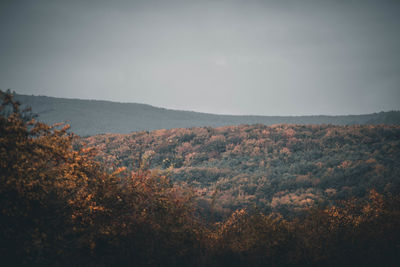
[0,91,203,266]
[1,90,399,266]
[84,120,400,218]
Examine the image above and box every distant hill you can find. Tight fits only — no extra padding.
[14,93,400,136]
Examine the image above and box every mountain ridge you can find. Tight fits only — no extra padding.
[14,92,400,136]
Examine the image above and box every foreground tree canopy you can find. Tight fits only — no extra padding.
[1,90,399,266]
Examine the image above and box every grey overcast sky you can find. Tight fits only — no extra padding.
[0,0,399,116]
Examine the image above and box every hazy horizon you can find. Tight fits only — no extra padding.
[1,0,400,116]
[11,90,399,117]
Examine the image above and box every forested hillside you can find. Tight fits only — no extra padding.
[14,92,400,136]
[2,90,400,266]
[84,124,400,218]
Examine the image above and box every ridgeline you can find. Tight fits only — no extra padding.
[14,93,400,136]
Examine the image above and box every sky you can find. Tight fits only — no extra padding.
[0,0,399,116]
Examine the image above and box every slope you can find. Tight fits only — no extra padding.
[14,92,400,136]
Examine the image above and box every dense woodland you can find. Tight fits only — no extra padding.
[84,123,400,219]
[1,90,400,266]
